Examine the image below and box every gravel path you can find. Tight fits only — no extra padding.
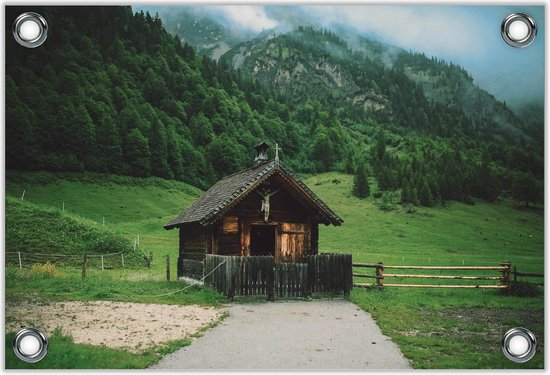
[152,299,411,369]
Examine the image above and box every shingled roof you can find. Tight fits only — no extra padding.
[164,160,343,229]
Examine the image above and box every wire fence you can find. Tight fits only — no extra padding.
[9,189,152,269]
[6,251,150,269]
[11,189,146,242]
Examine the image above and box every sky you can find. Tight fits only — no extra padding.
[184,5,544,110]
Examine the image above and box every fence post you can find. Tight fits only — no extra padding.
[501,261,512,289]
[82,254,88,279]
[121,253,125,268]
[101,255,104,270]
[18,252,22,269]
[166,255,171,281]
[225,257,233,300]
[342,254,351,296]
[375,262,384,288]
[267,257,275,301]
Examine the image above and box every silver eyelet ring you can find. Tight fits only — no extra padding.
[502,327,537,363]
[501,13,537,48]
[13,328,48,363]
[12,12,48,48]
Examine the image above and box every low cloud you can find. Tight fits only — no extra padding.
[300,6,484,57]
[213,6,278,32]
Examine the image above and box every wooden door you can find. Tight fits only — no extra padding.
[279,223,309,262]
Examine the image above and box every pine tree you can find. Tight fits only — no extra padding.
[126,128,151,177]
[375,130,386,160]
[401,178,410,203]
[167,134,185,181]
[409,180,419,206]
[311,130,335,171]
[353,166,370,198]
[149,120,172,179]
[419,179,433,207]
[344,151,356,174]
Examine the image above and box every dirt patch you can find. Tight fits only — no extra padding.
[438,307,543,329]
[6,300,224,353]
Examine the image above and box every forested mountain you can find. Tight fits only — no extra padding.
[135,6,253,61]
[5,6,543,207]
[6,6,339,189]
[222,26,533,145]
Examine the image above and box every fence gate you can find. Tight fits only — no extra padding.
[274,262,309,298]
[204,254,352,299]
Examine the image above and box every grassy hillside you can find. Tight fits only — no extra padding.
[6,196,133,256]
[305,173,543,274]
[6,170,543,273]
[6,171,201,272]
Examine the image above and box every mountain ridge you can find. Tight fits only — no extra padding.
[221,26,532,145]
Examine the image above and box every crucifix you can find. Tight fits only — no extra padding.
[256,186,280,222]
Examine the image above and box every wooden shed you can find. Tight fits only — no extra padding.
[164,141,343,277]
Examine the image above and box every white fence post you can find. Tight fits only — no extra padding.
[18,252,22,269]
[121,253,125,268]
[101,256,104,270]
[21,190,25,200]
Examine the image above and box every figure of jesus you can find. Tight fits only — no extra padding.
[256,187,280,222]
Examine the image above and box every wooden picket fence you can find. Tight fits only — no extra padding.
[353,261,513,289]
[204,253,352,299]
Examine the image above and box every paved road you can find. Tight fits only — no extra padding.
[152,299,411,370]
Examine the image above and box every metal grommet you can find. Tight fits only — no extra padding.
[501,13,537,48]
[12,12,48,48]
[12,328,48,363]
[502,327,537,363]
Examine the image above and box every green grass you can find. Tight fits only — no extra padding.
[5,171,223,369]
[303,172,544,369]
[350,288,543,369]
[5,329,159,369]
[6,197,142,263]
[5,263,226,369]
[5,266,225,306]
[5,170,544,369]
[305,173,543,274]
[6,309,229,369]
[6,170,201,274]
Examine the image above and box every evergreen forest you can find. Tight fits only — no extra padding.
[5,6,544,207]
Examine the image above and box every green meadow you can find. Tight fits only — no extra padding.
[5,171,544,369]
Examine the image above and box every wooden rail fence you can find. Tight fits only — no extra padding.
[513,266,544,286]
[204,253,352,299]
[353,261,513,289]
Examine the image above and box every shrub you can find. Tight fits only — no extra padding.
[29,262,63,278]
[379,191,395,211]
